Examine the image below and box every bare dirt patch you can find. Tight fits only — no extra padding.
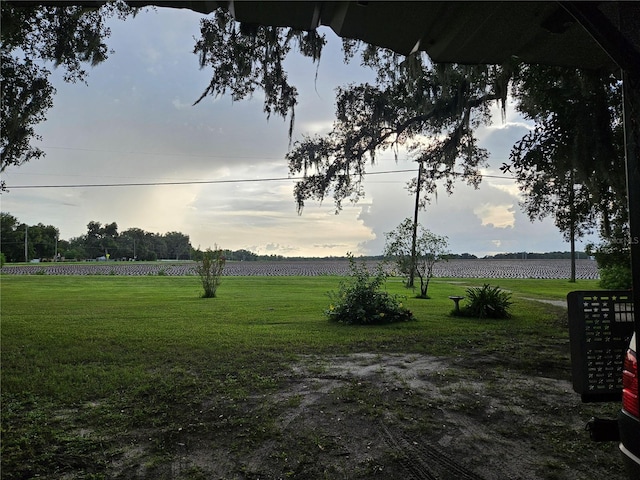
[107,352,625,480]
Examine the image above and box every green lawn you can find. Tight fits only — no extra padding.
[2,275,598,398]
[1,274,606,479]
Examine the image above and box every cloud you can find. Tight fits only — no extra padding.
[473,203,515,228]
[264,243,299,253]
[313,243,349,249]
[487,181,521,198]
[172,97,191,110]
[140,46,162,74]
[297,119,335,136]
[476,115,533,169]
[485,120,534,132]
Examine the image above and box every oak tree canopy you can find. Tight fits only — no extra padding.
[1,3,627,259]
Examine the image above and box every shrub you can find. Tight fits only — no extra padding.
[599,264,632,290]
[458,284,512,319]
[195,247,225,298]
[587,235,632,289]
[326,254,413,325]
[0,252,5,267]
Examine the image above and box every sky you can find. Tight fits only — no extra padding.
[1,6,600,258]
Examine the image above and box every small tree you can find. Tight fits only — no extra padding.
[196,247,225,298]
[384,218,449,298]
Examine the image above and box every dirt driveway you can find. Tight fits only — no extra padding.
[115,351,625,480]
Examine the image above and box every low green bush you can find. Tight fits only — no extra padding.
[587,235,632,290]
[458,284,513,319]
[326,254,413,325]
[598,264,632,290]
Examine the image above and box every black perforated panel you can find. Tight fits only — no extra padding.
[568,291,634,402]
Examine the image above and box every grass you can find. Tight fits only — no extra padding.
[0,274,607,479]
[2,275,596,397]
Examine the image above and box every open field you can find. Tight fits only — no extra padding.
[0,258,600,279]
[1,274,625,480]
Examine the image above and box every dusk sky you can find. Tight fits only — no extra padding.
[1,6,600,257]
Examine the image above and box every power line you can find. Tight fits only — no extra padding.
[41,145,285,161]
[7,176,299,189]
[4,144,517,187]
[5,171,406,189]
[4,169,515,189]
[36,146,516,179]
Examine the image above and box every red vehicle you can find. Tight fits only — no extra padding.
[620,333,639,477]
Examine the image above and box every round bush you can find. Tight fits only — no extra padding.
[326,255,413,325]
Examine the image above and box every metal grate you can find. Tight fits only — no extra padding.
[568,290,635,402]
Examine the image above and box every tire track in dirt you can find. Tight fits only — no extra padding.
[380,420,487,480]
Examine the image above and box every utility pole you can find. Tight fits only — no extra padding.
[409,162,424,288]
[24,225,28,262]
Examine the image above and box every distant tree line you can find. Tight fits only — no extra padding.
[0,213,193,262]
[0,212,593,264]
[0,213,364,263]
[0,213,272,263]
[1,213,60,262]
[482,251,590,260]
